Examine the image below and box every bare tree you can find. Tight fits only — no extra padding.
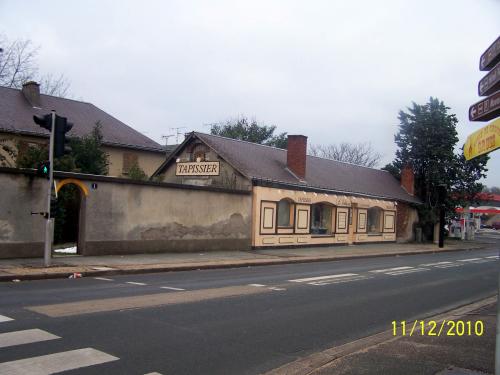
[0,34,71,97]
[309,142,382,168]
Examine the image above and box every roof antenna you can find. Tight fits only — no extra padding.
[169,127,187,144]
[161,134,175,154]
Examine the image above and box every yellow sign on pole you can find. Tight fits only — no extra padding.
[464,117,500,160]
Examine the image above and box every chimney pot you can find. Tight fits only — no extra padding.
[286,135,307,180]
[22,81,41,108]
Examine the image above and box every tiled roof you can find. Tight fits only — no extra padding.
[0,86,163,152]
[186,132,421,204]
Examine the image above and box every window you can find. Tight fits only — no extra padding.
[122,152,139,174]
[367,207,382,234]
[277,199,293,227]
[311,204,333,234]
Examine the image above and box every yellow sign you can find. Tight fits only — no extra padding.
[175,161,220,176]
[464,117,500,160]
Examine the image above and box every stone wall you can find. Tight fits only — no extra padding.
[0,168,252,258]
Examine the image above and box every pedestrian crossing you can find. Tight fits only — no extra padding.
[287,254,498,286]
[0,313,120,374]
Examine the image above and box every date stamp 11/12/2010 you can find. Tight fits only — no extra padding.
[392,320,484,337]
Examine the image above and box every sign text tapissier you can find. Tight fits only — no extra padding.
[175,161,220,176]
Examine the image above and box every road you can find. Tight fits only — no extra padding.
[0,242,498,374]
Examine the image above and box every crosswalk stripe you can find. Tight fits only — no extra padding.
[0,329,60,349]
[435,263,462,268]
[0,347,118,374]
[144,372,163,375]
[248,284,266,287]
[370,267,413,273]
[160,286,185,291]
[457,258,482,262]
[126,282,147,286]
[486,256,500,259]
[268,287,286,291]
[386,268,429,275]
[289,273,358,283]
[420,261,452,266]
[0,315,13,323]
[309,275,372,286]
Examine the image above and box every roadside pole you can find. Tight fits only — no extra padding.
[43,110,56,267]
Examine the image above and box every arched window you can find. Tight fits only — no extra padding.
[311,203,333,234]
[277,199,293,227]
[367,207,383,233]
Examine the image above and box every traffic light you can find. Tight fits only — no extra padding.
[54,115,73,158]
[36,161,50,179]
[50,196,58,219]
[33,114,52,132]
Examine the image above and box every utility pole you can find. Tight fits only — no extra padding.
[44,111,56,267]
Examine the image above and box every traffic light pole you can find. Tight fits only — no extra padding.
[43,111,56,267]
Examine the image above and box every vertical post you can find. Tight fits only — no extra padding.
[496,269,500,375]
[438,206,445,248]
[43,111,55,267]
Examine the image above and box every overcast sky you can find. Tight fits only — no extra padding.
[1,0,499,185]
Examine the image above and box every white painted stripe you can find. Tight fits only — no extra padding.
[126,282,147,286]
[435,263,462,268]
[248,284,266,287]
[94,277,114,281]
[486,256,500,259]
[160,286,185,291]
[370,267,413,273]
[420,261,452,266]
[0,329,60,349]
[144,372,163,375]
[289,273,358,283]
[457,258,482,262]
[0,315,13,323]
[0,348,118,375]
[386,268,429,275]
[310,275,371,286]
[268,287,286,291]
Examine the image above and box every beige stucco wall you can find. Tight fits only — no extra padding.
[252,186,398,247]
[104,146,165,178]
[159,147,251,190]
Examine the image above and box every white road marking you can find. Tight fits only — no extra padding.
[486,256,500,259]
[457,258,482,262]
[420,261,452,266]
[435,263,463,268]
[0,329,60,349]
[268,287,286,291]
[386,268,429,276]
[370,267,413,273]
[309,275,372,286]
[144,372,163,375]
[0,348,118,375]
[289,273,358,283]
[0,315,13,323]
[126,282,147,286]
[248,284,266,287]
[160,286,185,291]
[94,277,114,281]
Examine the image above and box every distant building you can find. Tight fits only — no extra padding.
[0,81,168,177]
[152,132,421,247]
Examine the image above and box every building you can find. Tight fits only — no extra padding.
[153,132,421,248]
[0,82,167,177]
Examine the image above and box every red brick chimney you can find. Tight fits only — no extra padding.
[286,135,307,180]
[400,164,415,196]
[22,81,41,108]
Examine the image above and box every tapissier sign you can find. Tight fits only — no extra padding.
[175,161,220,176]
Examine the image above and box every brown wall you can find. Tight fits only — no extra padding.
[396,202,419,242]
[0,169,252,258]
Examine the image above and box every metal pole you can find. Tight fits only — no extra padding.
[43,111,55,267]
[496,266,500,375]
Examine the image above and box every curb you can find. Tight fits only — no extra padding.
[263,295,498,375]
[0,245,489,282]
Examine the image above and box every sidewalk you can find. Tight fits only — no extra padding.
[0,239,492,282]
[266,296,497,375]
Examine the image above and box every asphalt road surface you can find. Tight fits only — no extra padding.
[0,243,498,375]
